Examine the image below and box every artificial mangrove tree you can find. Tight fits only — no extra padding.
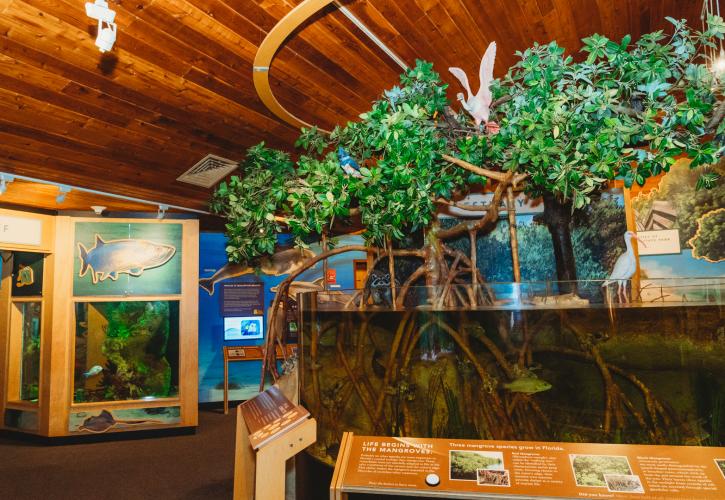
[211,17,725,443]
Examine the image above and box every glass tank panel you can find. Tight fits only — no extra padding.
[18,302,41,402]
[73,301,180,403]
[299,278,725,466]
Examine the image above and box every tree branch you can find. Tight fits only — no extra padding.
[610,104,641,117]
[706,99,725,132]
[442,154,527,186]
[436,173,514,240]
[491,94,513,110]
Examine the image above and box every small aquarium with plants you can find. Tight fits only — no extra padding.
[17,302,41,402]
[73,300,180,403]
[300,279,725,466]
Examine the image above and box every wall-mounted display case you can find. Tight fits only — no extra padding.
[0,209,199,437]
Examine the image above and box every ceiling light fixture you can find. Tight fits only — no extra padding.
[56,185,71,204]
[334,2,409,70]
[157,204,168,220]
[85,0,117,53]
[0,171,209,215]
[0,174,14,195]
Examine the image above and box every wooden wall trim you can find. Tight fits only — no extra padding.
[44,216,72,436]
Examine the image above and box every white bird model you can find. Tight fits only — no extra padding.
[449,42,498,131]
[602,231,646,302]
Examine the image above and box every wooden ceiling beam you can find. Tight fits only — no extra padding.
[146,0,368,118]
[0,151,209,210]
[0,22,294,152]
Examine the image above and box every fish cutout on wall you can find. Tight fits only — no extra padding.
[270,277,354,305]
[77,409,161,434]
[199,248,315,296]
[271,277,325,297]
[78,234,176,284]
[15,264,34,287]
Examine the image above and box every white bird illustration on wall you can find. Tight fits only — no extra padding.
[601,231,647,302]
[449,41,499,133]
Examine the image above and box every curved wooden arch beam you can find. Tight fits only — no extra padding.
[253,0,336,133]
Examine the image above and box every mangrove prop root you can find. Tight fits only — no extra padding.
[564,315,619,435]
[396,265,427,308]
[434,319,515,438]
[535,346,673,443]
[373,311,415,432]
[336,337,378,429]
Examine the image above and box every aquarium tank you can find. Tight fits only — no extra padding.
[18,302,41,402]
[299,278,725,466]
[73,300,180,403]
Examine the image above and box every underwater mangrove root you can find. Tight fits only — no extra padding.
[535,345,675,444]
[463,322,551,440]
[434,319,520,439]
[372,311,416,433]
[335,330,378,432]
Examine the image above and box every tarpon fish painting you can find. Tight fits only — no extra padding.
[199,248,315,296]
[78,234,176,284]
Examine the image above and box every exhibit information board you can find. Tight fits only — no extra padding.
[239,385,309,450]
[332,434,725,499]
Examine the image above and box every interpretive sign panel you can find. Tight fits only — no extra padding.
[0,215,42,246]
[637,229,681,255]
[239,385,309,450]
[335,434,725,499]
[220,282,264,316]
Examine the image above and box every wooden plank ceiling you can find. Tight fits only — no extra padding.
[0,0,704,213]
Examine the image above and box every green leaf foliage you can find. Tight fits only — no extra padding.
[212,19,724,264]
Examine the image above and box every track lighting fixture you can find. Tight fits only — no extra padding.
[85,0,117,53]
[157,204,168,219]
[91,205,107,215]
[56,185,71,204]
[0,174,14,195]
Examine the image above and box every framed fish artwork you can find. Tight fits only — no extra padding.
[73,222,183,296]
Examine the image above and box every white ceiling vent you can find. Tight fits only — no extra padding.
[177,154,239,188]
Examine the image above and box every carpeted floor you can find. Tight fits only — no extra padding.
[0,409,236,500]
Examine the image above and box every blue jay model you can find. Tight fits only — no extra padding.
[338,147,362,178]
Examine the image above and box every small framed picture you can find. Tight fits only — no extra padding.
[224,316,264,340]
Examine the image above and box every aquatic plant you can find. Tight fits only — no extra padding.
[74,301,177,403]
[100,302,173,400]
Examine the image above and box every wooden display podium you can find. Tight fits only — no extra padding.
[233,379,315,500]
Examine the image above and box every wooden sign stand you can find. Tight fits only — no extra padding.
[234,409,316,500]
[233,370,315,500]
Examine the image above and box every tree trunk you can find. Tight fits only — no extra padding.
[542,193,577,293]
